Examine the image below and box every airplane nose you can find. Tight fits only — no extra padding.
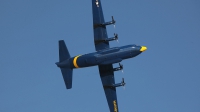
[140,46,147,52]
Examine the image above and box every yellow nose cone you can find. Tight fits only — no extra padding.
[140,46,147,52]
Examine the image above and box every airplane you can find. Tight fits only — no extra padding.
[55,0,147,112]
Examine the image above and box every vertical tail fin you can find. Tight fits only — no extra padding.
[56,40,73,89]
[59,40,70,62]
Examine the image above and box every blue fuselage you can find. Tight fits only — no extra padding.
[66,44,145,69]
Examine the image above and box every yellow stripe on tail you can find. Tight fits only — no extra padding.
[73,55,81,68]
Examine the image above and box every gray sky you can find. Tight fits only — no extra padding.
[1,0,200,112]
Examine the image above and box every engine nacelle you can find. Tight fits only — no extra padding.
[94,16,115,28]
[95,33,118,44]
[104,78,126,88]
[113,63,123,72]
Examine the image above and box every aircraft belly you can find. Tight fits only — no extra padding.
[100,58,122,65]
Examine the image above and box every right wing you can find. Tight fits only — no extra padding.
[98,64,119,112]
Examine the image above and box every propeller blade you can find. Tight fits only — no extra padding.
[118,63,124,73]
[122,78,125,83]
[112,16,115,22]
[119,63,123,69]
[121,78,126,87]
[112,16,116,28]
[114,33,119,43]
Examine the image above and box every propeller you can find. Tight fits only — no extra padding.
[112,16,116,28]
[121,78,126,89]
[114,33,119,43]
[119,63,123,73]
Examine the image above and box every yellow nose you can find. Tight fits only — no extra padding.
[140,46,147,52]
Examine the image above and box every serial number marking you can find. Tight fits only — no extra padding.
[113,100,118,112]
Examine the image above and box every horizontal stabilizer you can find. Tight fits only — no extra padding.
[60,68,73,89]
